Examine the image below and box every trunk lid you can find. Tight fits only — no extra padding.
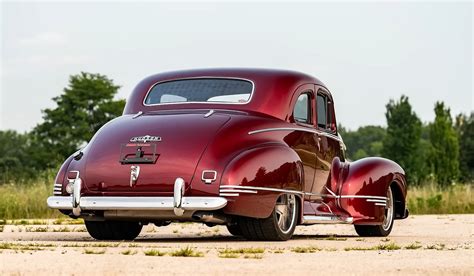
[83,111,230,195]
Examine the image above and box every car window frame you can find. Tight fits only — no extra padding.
[316,89,337,134]
[292,90,314,128]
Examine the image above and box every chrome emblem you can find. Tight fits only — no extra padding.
[130,165,140,187]
[130,135,162,143]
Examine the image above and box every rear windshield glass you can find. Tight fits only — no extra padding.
[144,78,253,105]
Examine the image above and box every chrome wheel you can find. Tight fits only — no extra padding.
[382,187,394,231]
[275,194,297,234]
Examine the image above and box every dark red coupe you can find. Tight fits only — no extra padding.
[47,68,408,241]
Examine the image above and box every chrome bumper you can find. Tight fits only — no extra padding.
[47,177,227,216]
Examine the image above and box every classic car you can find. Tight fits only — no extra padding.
[47,68,408,241]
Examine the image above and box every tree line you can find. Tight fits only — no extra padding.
[340,96,473,186]
[0,72,472,186]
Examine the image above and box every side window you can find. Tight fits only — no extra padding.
[317,92,337,133]
[293,93,311,124]
[317,94,327,128]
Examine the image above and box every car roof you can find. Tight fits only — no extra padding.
[123,68,328,120]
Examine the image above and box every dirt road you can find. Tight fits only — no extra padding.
[0,215,473,275]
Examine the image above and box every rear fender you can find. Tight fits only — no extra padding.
[329,157,406,225]
[220,144,303,219]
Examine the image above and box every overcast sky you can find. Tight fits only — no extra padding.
[1,1,472,132]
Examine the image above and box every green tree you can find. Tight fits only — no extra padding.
[0,131,28,183]
[339,125,386,160]
[33,72,125,166]
[382,95,424,185]
[456,113,474,181]
[428,102,460,186]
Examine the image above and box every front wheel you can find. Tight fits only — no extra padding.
[85,220,143,240]
[354,186,394,237]
[238,194,298,241]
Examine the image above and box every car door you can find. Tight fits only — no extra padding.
[311,88,343,196]
[285,85,318,199]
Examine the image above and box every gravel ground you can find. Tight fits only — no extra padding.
[0,214,473,275]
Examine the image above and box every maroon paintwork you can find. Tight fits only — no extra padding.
[55,68,408,227]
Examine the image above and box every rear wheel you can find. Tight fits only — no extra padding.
[238,194,298,241]
[226,223,242,236]
[85,220,143,240]
[354,186,394,237]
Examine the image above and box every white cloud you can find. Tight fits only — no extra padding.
[19,32,67,46]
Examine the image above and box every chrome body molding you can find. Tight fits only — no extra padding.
[248,127,342,143]
[132,111,143,119]
[302,215,353,225]
[204,109,214,118]
[219,185,388,201]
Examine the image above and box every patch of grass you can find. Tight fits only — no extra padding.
[128,243,141,248]
[291,246,321,253]
[219,247,265,254]
[170,247,204,257]
[323,236,347,241]
[52,226,72,232]
[374,242,401,250]
[273,249,284,253]
[219,253,240,258]
[83,248,106,254]
[0,180,66,219]
[0,225,3,232]
[244,254,263,259]
[425,243,446,250]
[408,184,473,214]
[404,243,423,250]
[25,226,48,232]
[0,242,52,251]
[144,249,166,256]
[345,242,401,251]
[52,218,84,225]
[121,249,137,255]
[355,238,365,242]
[380,238,391,242]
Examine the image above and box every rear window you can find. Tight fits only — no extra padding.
[144,78,253,105]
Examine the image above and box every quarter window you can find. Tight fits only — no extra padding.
[317,94,327,128]
[294,93,311,124]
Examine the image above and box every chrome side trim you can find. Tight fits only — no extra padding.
[219,193,240,197]
[366,199,388,203]
[248,127,342,143]
[204,109,214,118]
[142,77,255,107]
[219,185,304,195]
[53,183,62,196]
[302,215,353,225]
[340,195,388,200]
[220,185,387,201]
[47,196,228,211]
[219,189,258,194]
[375,203,387,207]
